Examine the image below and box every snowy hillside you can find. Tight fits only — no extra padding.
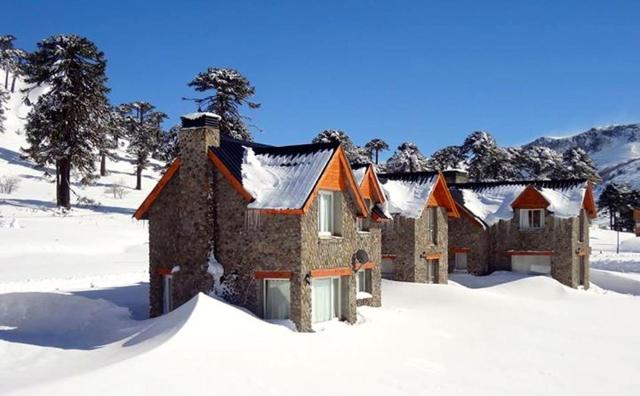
[527,124,640,189]
[0,70,162,292]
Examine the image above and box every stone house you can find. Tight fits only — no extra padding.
[134,113,387,332]
[446,172,597,289]
[376,172,460,283]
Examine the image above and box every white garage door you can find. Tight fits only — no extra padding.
[511,255,551,275]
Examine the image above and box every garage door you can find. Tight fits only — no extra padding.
[455,252,467,271]
[511,255,551,275]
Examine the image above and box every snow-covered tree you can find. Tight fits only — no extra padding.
[513,145,564,180]
[22,34,110,209]
[459,131,516,180]
[0,35,27,92]
[312,129,370,165]
[188,67,259,141]
[98,106,129,176]
[155,124,180,164]
[430,145,465,171]
[560,147,600,182]
[0,87,7,133]
[122,101,166,190]
[364,138,389,164]
[384,142,432,173]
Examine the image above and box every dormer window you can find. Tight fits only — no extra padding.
[519,209,545,230]
[318,190,341,236]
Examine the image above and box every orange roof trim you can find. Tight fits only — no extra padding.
[358,165,386,204]
[583,182,597,219]
[511,185,550,210]
[427,173,460,218]
[133,158,182,220]
[207,150,253,202]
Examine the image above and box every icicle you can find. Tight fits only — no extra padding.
[245,208,262,230]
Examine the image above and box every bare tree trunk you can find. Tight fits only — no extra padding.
[100,152,107,176]
[10,75,17,93]
[4,70,8,89]
[57,158,71,209]
[136,165,142,190]
[375,150,379,165]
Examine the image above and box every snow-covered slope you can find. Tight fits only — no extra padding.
[0,70,161,291]
[527,124,640,189]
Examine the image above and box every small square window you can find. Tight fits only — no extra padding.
[520,209,545,230]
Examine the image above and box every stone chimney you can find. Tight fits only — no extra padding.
[442,169,469,185]
[175,112,221,305]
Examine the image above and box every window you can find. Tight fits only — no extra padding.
[424,259,439,283]
[519,209,545,230]
[381,258,394,279]
[427,207,438,244]
[312,277,341,323]
[356,269,372,293]
[511,255,551,275]
[318,191,342,236]
[162,274,173,314]
[264,279,290,320]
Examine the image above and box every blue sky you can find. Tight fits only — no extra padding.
[5,0,640,159]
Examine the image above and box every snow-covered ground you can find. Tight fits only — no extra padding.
[2,71,640,394]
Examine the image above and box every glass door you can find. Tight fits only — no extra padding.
[264,279,291,320]
[312,277,341,323]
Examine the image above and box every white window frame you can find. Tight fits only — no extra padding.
[318,190,334,237]
[356,269,369,293]
[263,278,291,320]
[162,274,173,314]
[519,209,545,230]
[311,276,342,323]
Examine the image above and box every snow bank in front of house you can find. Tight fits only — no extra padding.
[241,146,334,210]
[380,176,436,218]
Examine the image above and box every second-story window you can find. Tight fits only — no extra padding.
[427,206,438,244]
[318,190,334,236]
[520,209,545,230]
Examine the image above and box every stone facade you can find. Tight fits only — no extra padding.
[381,206,449,284]
[145,120,383,331]
[448,208,591,289]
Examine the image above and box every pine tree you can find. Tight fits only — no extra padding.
[384,142,432,173]
[514,146,564,180]
[22,35,110,209]
[430,145,464,171]
[156,124,180,164]
[598,183,627,229]
[364,138,389,164]
[98,106,128,176]
[0,86,7,133]
[122,101,166,190]
[312,129,370,165]
[188,67,260,141]
[0,35,26,92]
[561,147,600,182]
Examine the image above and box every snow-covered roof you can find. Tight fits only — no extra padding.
[351,164,368,186]
[211,136,339,210]
[450,180,590,227]
[181,112,221,121]
[378,172,439,218]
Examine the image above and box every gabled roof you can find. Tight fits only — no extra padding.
[449,179,597,228]
[133,159,182,220]
[134,137,369,219]
[351,164,386,204]
[377,171,459,219]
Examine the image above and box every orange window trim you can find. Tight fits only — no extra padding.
[207,150,254,202]
[422,252,442,260]
[450,247,471,253]
[157,268,172,276]
[310,267,352,277]
[506,250,555,256]
[133,158,182,220]
[382,254,397,259]
[255,270,292,279]
[356,262,375,270]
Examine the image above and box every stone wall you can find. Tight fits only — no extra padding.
[447,217,489,274]
[450,208,591,289]
[381,206,449,284]
[148,173,181,318]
